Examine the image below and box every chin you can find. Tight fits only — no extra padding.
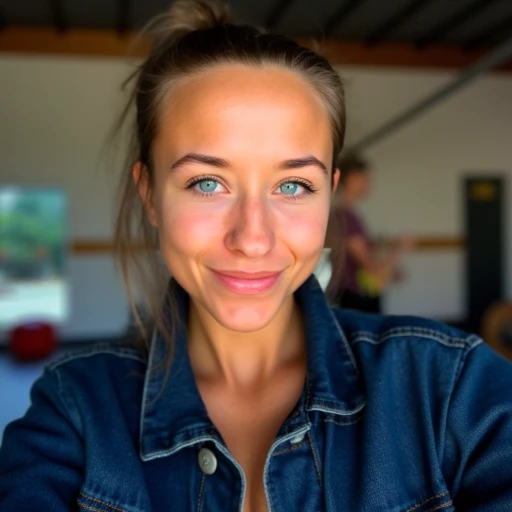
[207,297,285,333]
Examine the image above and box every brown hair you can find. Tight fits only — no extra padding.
[338,152,370,186]
[113,0,346,354]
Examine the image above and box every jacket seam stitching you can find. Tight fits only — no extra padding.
[79,492,128,512]
[48,347,145,371]
[352,330,482,349]
[353,326,479,341]
[197,473,206,512]
[307,431,323,491]
[305,375,312,412]
[424,501,453,512]
[404,491,449,512]
[52,367,84,436]
[77,502,105,512]
[323,416,362,426]
[440,348,466,463]
[439,341,477,488]
[329,307,361,375]
[273,442,304,456]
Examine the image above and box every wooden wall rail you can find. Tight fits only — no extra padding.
[1,27,511,72]
[413,236,465,250]
[70,236,465,255]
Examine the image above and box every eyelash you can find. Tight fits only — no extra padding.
[185,175,318,198]
[280,178,318,200]
[185,175,225,197]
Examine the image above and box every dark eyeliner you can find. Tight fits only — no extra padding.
[279,177,318,193]
[185,174,222,189]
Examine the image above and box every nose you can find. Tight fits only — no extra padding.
[224,194,275,258]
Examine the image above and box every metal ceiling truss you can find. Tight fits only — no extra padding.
[416,0,500,47]
[265,0,296,30]
[352,35,512,152]
[322,0,368,38]
[365,0,431,46]
[0,9,6,31]
[117,0,132,34]
[464,13,512,49]
[48,0,67,32]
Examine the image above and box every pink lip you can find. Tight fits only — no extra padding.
[210,269,282,295]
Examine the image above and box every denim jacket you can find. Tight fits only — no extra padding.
[1,275,512,511]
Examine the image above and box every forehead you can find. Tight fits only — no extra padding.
[155,64,333,162]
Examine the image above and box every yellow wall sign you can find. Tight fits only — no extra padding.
[471,182,497,201]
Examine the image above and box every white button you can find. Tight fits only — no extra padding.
[290,432,306,445]
[198,448,217,475]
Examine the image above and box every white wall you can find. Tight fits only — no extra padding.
[1,55,511,338]
[339,67,512,318]
[0,56,134,339]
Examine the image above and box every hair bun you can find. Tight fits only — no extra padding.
[151,0,234,44]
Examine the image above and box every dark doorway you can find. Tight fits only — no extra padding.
[464,176,505,334]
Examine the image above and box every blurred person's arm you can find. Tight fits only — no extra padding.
[346,234,414,290]
[0,368,83,510]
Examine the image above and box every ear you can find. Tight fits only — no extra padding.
[332,168,340,194]
[133,161,158,228]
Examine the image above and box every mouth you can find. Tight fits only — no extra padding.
[209,269,283,295]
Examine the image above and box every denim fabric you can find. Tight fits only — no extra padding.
[1,275,512,511]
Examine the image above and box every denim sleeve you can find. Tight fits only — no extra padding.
[0,367,84,511]
[445,342,512,509]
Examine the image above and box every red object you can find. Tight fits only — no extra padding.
[9,322,57,361]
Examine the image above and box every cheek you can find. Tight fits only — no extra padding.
[155,191,226,257]
[275,202,329,253]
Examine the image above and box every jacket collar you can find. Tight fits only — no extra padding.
[139,275,365,461]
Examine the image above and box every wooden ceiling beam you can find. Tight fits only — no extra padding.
[1,26,512,72]
[0,26,152,58]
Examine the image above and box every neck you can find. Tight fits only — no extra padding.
[187,296,306,390]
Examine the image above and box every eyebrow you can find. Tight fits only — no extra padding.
[278,156,327,174]
[170,153,228,171]
[170,153,327,174]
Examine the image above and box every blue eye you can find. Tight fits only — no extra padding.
[198,180,218,193]
[189,177,227,196]
[279,182,299,195]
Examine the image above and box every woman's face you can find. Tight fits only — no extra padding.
[138,64,338,332]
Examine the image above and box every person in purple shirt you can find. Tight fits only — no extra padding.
[326,153,414,313]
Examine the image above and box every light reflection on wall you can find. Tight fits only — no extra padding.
[0,187,68,329]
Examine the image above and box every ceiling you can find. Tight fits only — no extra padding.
[1,0,512,50]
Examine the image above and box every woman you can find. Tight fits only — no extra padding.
[326,152,414,313]
[1,1,511,511]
